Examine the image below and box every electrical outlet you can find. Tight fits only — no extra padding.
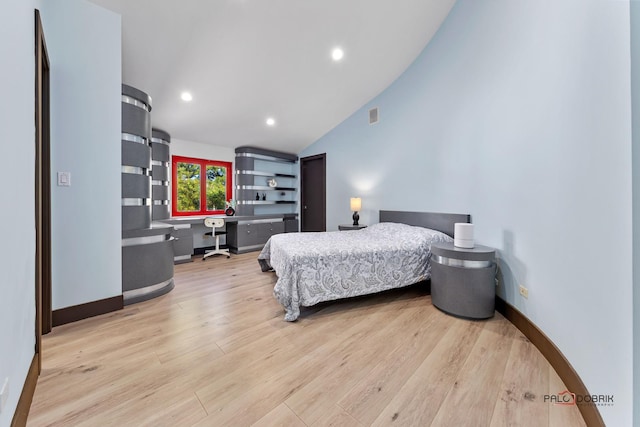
[0,377,8,413]
[519,285,529,299]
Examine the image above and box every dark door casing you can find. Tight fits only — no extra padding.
[300,154,326,232]
[35,8,52,355]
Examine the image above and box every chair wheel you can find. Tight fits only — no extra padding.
[227,255,230,258]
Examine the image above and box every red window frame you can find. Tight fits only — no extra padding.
[171,155,233,217]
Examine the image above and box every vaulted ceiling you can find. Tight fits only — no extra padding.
[87,0,456,153]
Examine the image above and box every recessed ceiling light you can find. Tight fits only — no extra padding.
[331,47,344,62]
[266,117,276,127]
[180,91,193,102]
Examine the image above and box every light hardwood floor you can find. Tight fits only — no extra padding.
[28,252,586,427]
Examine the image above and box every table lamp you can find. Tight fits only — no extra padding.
[350,197,361,226]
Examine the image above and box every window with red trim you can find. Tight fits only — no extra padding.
[171,155,233,216]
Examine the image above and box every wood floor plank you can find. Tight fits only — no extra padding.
[310,405,364,427]
[429,316,516,426]
[27,253,587,427]
[195,295,422,425]
[490,333,550,427]
[371,316,483,426]
[337,308,452,425]
[285,305,432,425]
[251,403,307,427]
[548,368,587,427]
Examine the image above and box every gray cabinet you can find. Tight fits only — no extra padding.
[258,220,284,241]
[430,242,496,319]
[284,217,298,233]
[227,219,287,254]
[172,225,193,264]
[234,222,261,248]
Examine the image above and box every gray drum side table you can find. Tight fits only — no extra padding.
[430,242,496,319]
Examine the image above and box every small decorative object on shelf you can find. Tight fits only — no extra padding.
[262,193,267,201]
[225,199,236,216]
[267,178,278,187]
[256,192,260,200]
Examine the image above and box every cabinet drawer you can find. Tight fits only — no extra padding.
[258,221,284,241]
[236,223,261,247]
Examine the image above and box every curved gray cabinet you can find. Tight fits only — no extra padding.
[151,128,171,220]
[122,84,152,231]
[122,224,175,304]
[121,85,174,304]
[430,242,496,319]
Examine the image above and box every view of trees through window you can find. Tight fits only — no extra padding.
[172,156,232,216]
[206,165,227,211]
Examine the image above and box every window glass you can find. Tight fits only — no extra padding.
[176,162,201,212]
[206,165,227,211]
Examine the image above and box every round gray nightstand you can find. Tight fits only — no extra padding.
[338,224,367,231]
[430,242,496,319]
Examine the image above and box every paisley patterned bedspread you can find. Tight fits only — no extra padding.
[257,222,453,321]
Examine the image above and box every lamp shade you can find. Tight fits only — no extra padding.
[350,197,361,212]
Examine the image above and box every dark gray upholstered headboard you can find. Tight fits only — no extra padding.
[379,210,471,238]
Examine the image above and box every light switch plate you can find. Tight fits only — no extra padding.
[57,171,71,186]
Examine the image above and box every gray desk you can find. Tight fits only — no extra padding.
[430,242,496,319]
[161,213,298,257]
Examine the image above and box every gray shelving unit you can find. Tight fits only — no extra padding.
[235,146,298,217]
[227,146,299,253]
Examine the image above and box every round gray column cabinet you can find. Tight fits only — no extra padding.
[151,128,171,220]
[121,84,152,230]
[430,242,497,319]
[121,85,174,305]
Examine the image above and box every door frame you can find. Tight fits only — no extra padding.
[300,153,326,232]
[35,8,52,371]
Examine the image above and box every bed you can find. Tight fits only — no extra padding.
[258,210,471,321]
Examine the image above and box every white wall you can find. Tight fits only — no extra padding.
[171,138,235,166]
[0,1,40,425]
[302,0,632,424]
[39,0,122,310]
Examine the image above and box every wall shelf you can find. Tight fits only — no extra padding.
[226,146,300,253]
[237,185,296,191]
[237,200,296,205]
[236,170,297,179]
[234,146,299,217]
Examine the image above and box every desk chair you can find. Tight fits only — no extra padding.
[203,217,230,260]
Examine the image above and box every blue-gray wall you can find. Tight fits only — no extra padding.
[631,1,640,425]
[0,1,121,425]
[0,1,41,425]
[302,0,633,425]
[40,0,122,309]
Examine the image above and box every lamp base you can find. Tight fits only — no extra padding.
[352,211,359,226]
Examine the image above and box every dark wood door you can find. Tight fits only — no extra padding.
[300,154,326,232]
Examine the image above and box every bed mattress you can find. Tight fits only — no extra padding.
[258,222,453,321]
